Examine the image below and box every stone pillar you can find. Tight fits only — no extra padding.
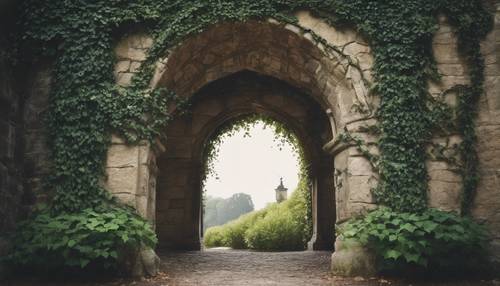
[324,122,378,276]
[105,136,157,223]
[308,158,335,250]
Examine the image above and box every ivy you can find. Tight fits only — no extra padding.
[15,0,493,272]
[338,207,489,271]
[202,115,303,182]
[201,115,312,238]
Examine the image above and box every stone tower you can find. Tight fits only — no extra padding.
[275,178,288,203]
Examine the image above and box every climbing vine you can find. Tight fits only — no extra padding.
[201,114,313,249]
[13,0,493,273]
[201,114,304,182]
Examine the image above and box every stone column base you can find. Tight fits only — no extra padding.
[331,239,377,277]
[307,236,334,250]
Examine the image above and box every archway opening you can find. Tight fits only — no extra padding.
[201,115,308,250]
[155,71,335,250]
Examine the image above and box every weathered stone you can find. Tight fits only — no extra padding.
[114,60,131,74]
[347,176,376,204]
[140,246,161,276]
[116,72,133,87]
[296,10,357,47]
[107,144,139,168]
[106,166,138,196]
[129,61,142,73]
[331,239,377,277]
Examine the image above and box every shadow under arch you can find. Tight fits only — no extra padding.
[155,71,335,250]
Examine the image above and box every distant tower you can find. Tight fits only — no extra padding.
[275,178,288,203]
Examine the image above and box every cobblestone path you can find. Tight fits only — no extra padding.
[159,249,333,285]
[5,249,499,286]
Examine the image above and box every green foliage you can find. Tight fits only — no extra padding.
[245,178,311,251]
[204,207,270,249]
[203,226,228,248]
[203,115,302,182]
[203,193,254,232]
[18,0,491,214]
[338,208,489,271]
[204,177,311,251]
[16,0,493,273]
[7,206,157,272]
[315,0,492,212]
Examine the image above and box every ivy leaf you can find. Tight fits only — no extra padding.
[383,249,402,260]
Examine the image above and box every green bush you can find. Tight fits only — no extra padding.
[6,206,157,273]
[203,178,311,251]
[203,226,227,248]
[216,207,270,249]
[245,207,304,251]
[338,207,489,272]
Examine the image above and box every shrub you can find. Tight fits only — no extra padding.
[338,207,489,272]
[245,179,311,251]
[219,207,270,249]
[6,206,157,273]
[203,178,312,251]
[203,226,227,248]
[245,207,304,251]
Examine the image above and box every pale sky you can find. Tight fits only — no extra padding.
[203,122,300,210]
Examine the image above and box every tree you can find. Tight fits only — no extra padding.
[203,193,254,232]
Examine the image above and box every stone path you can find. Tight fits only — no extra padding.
[5,249,499,286]
[160,249,333,285]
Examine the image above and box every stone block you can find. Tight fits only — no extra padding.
[192,98,224,117]
[113,192,137,207]
[165,119,189,136]
[107,144,139,168]
[127,48,147,62]
[472,174,500,220]
[331,239,377,277]
[116,72,133,87]
[347,176,376,204]
[106,166,138,195]
[136,195,148,219]
[428,179,462,213]
[137,165,151,196]
[164,137,193,159]
[347,157,373,176]
[129,61,142,73]
[485,76,500,111]
[138,144,152,165]
[114,60,130,75]
[347,202,377,219]
[263,93,285,107]
[296,11,357,47]
[433,43,462,64]
[165,209,184,224]
[164,186,186,200]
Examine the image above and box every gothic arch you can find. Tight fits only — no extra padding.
[155,71,335,249]
[108,13,379,251]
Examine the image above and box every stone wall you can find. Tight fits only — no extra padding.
[0,0,24,272]
[0,2,54,272]
[106,6,500,265]
[22,65,52,205]
[423,3,500,266]
[473,1,500,267]
[107,15,379,251]
[155,71,334,250]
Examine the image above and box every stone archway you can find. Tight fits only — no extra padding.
[107,13,380,253]
[155,71,335,250]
